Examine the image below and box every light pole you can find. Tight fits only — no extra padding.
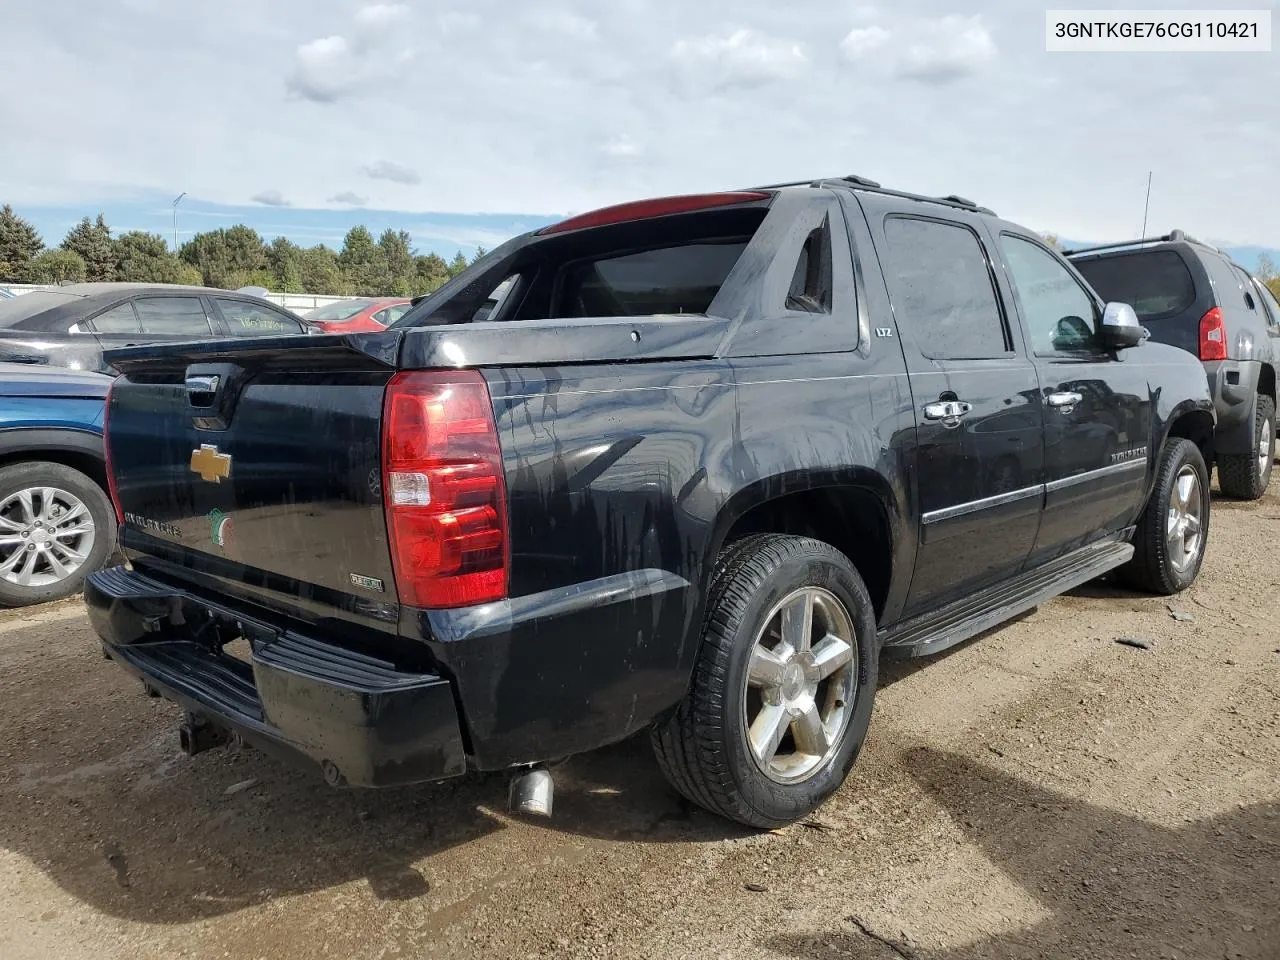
[171,192,187,252]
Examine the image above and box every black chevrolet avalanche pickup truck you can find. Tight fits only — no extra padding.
[86,177,1215,828]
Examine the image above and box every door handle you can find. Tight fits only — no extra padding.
[923,400,972,428]
[1047,391,1083,412]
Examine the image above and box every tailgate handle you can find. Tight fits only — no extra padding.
[186,374,221,407]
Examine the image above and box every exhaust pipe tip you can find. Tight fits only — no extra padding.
[508,767,554,818]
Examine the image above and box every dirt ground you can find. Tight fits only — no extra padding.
[1,484,1277,960]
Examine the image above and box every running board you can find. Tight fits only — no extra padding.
[878,538,1134,659]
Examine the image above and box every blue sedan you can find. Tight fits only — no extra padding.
[0,362,114,606]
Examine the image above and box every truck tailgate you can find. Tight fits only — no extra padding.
[106,334,401,628]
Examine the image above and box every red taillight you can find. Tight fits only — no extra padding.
[102,380,124,525]
[538,191,770,235]
[381,370,508,608]
[1199,307,1227,361]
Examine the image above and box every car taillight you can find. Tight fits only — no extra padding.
[102,380,124,524]
[381,370,508,608]
[1199,307,1227,360]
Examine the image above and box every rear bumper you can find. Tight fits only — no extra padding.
[1205,359,1261,455]
[85,566,467,787]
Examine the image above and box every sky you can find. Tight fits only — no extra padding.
[2,0,1278,263]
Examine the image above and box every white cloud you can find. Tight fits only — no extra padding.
[840,26,891,61]
[670,28,808,90]
[328,191,368,206]
[362,160,421,185]
[602,135,642,158]
[534,9,598,41]
[898,16,997,83]
[287,4,413,103]
[251,189,290,207]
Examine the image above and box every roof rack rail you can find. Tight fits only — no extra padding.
[743,175,996,217]
[1064,230,1221,257]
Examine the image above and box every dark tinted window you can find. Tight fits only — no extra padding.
[1000,235,1100,354]
[0,291,80,330]
[785,219,833,314]
[1072,250,1196,321]
[88,302,141,333]
[133,297,212,335]
[559,241,747,317]
[882,217,1008,359]
[216,299,303,336]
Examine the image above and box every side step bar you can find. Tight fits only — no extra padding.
[878,538,1134,658]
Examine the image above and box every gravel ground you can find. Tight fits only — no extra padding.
[1,482,1277,960]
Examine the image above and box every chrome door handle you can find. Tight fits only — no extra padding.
[1047,391,1082,412]
[923,400,972,428]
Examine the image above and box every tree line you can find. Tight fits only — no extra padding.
[0,204,487,296]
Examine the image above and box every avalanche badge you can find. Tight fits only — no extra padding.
[190,444,232,483]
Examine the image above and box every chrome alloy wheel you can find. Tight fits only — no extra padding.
[1259,418,1274,477]
[742,586,858,784]
[1166,465,1203,575]
[0,486,96,587]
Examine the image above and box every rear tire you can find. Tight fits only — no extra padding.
[651,534,878,828]
[0,461,115,608]
[1217,394,1275,500]
[1117,439,1209,595]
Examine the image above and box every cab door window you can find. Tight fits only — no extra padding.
[999,234,1102,355]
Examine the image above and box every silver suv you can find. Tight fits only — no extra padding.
[1070,232,1279,499]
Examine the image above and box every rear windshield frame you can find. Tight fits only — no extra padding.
[1071,248,1198,323]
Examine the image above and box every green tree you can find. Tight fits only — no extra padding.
[116,231,205,284]
[470,245,488,264]
[180,225,268,287]
[299,245,345,294]
[61,214,115,280]
[378,229,415,296]
[447,251,469,277]
[413,252,450,295]
[266,237,304,293]
[339,226,390,295]
[1041,233,1064,252]
[29,248,87,284]
[0,204,44,282]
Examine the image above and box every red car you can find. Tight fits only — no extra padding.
[304,297,413,334]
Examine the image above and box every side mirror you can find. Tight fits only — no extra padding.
[1099,302,1146,350]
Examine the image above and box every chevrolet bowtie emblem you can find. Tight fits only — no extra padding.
[190,444,232,483]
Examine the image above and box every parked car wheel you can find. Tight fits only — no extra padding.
[1217,395,1275,500]
[0,461,115,607]
[1116,438,1210,595]
[651,534,878,828]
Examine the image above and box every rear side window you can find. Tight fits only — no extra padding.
[133,297,212,336]
[373,304,412,325]
[559,241,748,317]
[785,219,834,315]
[1073,251,1196,321]
[216,298,304,336]
[881,216,1009,359]
[88,302,141,333]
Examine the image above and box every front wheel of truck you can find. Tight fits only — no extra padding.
[1116,438,1210,595]
[651,534,879,828]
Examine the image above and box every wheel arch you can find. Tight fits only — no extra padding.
[706,468,907,623]
[0,428,108,492]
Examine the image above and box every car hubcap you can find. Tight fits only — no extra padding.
[0,486,95,587]
[742,586,858,784]
[1259,418,1273,476]
[1166,466,1203,574]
